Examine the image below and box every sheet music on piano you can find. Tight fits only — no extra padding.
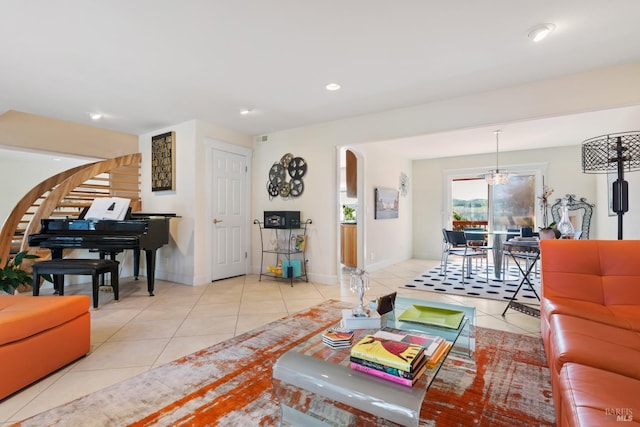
[83,197,131,221]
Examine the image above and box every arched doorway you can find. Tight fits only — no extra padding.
[338,147,364,273]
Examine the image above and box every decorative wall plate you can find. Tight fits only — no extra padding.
[399,172,409,197]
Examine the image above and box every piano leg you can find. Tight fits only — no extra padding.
[129,249,155,296]
[50,249,64,295]
[133,249,140,280]
[144,249,156,296]
[55,275,65,295]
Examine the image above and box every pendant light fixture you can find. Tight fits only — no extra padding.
[484,130,510,185]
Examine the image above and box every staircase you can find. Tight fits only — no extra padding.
[0,153,142,263]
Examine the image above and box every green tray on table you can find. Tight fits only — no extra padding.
[398,305,465,329]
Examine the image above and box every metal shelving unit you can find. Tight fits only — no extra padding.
[254,219,311,286]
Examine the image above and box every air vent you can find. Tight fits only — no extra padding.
[254,135,268,144]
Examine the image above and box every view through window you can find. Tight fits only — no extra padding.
[451,175,536,231]
[452,178,488,228]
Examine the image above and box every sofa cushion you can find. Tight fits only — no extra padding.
[0,295,90,346]
[540,240,640,305]
[542,297,640,331]
[559,363,639,427]
[549,314,640,379]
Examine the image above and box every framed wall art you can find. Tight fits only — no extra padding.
[374,187,399,219]
[151,131,176,191]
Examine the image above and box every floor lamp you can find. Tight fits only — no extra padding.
[582,132,640,240]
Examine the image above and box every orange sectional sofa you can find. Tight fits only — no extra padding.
[540,240,640,426]
[0,294,90,400]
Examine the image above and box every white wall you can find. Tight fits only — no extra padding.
[251,128,337,284]
[594,172,640,240]
[138,120,252,285]
[248,63,640,281]
[250,128,413,284]
[355,143,412,270]
[412,145,607,260]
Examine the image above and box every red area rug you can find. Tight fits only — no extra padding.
[15,300,554,426]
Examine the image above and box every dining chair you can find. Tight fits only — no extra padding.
[440,228,469,274]
[441,229,489,283]
[464,227,492,271]
[463,227,488,247]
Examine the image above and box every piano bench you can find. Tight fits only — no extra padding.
[32,259,119,309]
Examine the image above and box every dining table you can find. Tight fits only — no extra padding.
[464,229,521,280]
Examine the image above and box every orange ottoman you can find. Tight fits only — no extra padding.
[0,294,90,400]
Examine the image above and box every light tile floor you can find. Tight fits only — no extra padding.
[0,259,541,425]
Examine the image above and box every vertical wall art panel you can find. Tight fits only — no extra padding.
[151,131,176,191]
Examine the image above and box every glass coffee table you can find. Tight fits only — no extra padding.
[272,297,475,426]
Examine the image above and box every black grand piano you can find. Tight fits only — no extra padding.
[28,213,176,296]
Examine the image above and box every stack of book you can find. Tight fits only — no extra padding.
[349,329,451,387]
[322,328,354,349]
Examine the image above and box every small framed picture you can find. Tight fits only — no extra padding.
[374,187,399,219]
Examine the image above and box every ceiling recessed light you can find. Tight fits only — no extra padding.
[240,109,252,115]
[325,83,341,91]
[528,23,556,42]
[89,112,103,120]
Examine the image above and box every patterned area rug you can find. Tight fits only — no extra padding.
[401,261,542,303]
[15,300,554,427]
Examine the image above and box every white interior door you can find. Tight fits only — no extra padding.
[212,148,247,280]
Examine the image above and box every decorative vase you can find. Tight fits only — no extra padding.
[539,228,556,240]
[557,198,575,238]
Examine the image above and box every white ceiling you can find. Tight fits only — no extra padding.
[2,1,640,159]
[368,105,640,159]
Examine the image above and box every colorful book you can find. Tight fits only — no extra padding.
[373,329,445,360]
[426,341,452,368]
[350,334,424,372]
[295,235,306,252]
[350,361,428,387]
[349,355,424,380]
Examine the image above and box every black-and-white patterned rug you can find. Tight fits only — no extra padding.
[401,261,542,303]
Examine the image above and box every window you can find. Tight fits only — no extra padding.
[445,163,546,231]
[490,174,536,230]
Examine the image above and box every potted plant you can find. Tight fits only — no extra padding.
[0,251,40,294]
[342,204,356,222]
[538,184,560,239]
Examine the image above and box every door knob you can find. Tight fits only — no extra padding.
[213,218,223,224]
